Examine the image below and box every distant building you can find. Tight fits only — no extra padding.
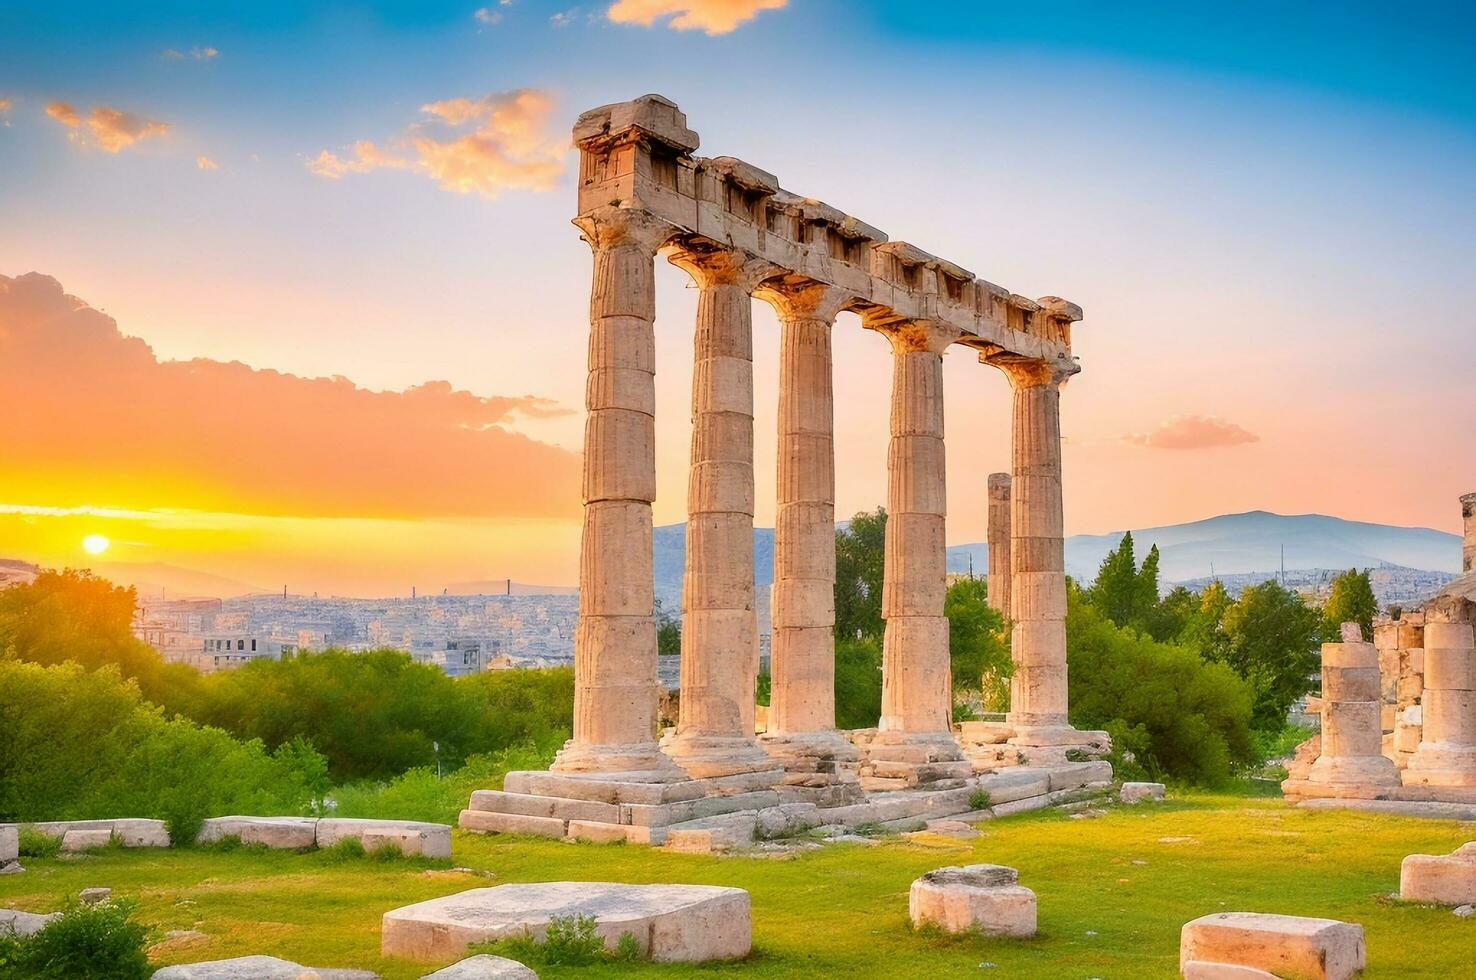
[198,632,296,672]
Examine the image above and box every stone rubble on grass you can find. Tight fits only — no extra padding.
[0,861,23,875]
[26,818,170,848]
[150,954,379,979]
[382,882,751,962]
[1453,904,1473,918]
[1179,911,1366,980]
[196,816,452,859]
[0,907,60,938]
[418,954,539,979]
[1120,782,1166,803]
[78,886,112,904]
[908,864,1037,938]
[1181,963,1279,979]
[1399,841,1476,906]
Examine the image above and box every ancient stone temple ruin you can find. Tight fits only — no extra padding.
[1285,492,1476,815]
[460,95,1110,846]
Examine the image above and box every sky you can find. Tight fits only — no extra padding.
[1,1,1473,596]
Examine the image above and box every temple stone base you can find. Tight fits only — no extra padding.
[1404,744,1476,787]
[849,730,973,791]
[957,721,1112,770]
[1283,778,1476,806]
[757,731,865,806]
[659,733,786,782]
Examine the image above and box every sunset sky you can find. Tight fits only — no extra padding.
[2,2,1473,596]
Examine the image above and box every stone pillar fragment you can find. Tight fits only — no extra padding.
[754,283,860,801]
[663,246,778,780]
[1405,621,1476,787]
[986,473,1012,617]
[554,207,684,776]
[997,357,1075,738]
[1308,632,1400,788]
[1463,492,1476,574]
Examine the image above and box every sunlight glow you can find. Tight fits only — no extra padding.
[81,534,110,555]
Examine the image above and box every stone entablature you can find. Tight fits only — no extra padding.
[572,94,1081,370]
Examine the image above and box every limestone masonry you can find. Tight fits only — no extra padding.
[459,94,1107,847]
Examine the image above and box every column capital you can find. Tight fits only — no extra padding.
[866,316,960,355]
[573,205,677,256]
[754,278,853,323]
[667,242,778,292]
[987,472,1012,498]
[987,353,1080,389]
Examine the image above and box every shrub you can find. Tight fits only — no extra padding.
[16,829,59,859]
[0,897,151,979]
[968,789,991,811]
[1067,593,1255,786]
[833,636,882,730]
[478,913,613,967]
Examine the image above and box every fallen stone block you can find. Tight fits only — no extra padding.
[419,954,538,979]
[317,818,451,859]
[908,864,1037,938]
[922,819,980,838]
[79,886,111,904]
[1121,782,1167,804]
[61,828,115,852]
[459,809,565,839]
[467,789,618,824]
[197,816,318,850]
[151,954,379,978]
[0,861,23,875]
[566,820,666,845]
[382,882,751,962]
[663,813,758,853]
[1046,761,1114,792]
[1180,912,1365,980]
[27,818,170,848]
[976,769,1052,805]
[1182,962,1279,979]
[0,908,60,938]
[989,794,1050,818]
[0,825,16,864]
[1400,842,1476,905]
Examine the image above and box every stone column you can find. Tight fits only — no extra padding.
[554,207,683,776]
[1462,492,1476,574]
[986,473,1012,617]
[998,357,1077,739]
[663,246,778,780]
[858,319,968,785]
[754,283,860,798]
[1309,625,1400,788]
[1405,621,1476,786]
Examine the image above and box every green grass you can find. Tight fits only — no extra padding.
[1,792,1470,978]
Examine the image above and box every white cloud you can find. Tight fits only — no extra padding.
[196,155,218,171]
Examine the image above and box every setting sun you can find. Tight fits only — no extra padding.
[81,533,110,555]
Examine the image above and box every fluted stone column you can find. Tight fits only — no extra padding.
[1463,492,1476,574]
[863,320,966,779]
[754,283,860,796]
[986,473,1012,617]
[1309,626,1400,788]
[1406,621,1476,787]
[999,358,1077,739]
[663,246,778,780]
[554,208,684,776]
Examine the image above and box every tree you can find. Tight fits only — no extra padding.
[1218,580,1322,732]
[834,508,887,641]
[1085,533,1161,630]
[1143,584,1199,643]
[654,598,681,656]
[1321,568,1377,642]
[944,577,1010,710]
[833,636,882,729]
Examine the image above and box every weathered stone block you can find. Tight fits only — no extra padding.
[0,908,60,938]
[197,817,318,850]
[382,883,751,962]
[1181,962,1279,979]
[0,825,16,864]
[1179,912,1365,980]
[317,818,451,858]
[458,810,565,839]
[1121,782,1166,803]
[61,828,114,852]
[152,955,378,978]
[419,954,539,979]
[1400,843,1476,905]
[467,789,620,824]
[908,864,1037,937]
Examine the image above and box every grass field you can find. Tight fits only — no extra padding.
[2,792,1471,978]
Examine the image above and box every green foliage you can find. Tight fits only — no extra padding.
[0,660,326,835]
[755,671,771,707]
[1067,590,1255,785]
[968,789,991,810]
[833,636,882,730]
[1218,580,1321,732]
[0,897,151,980]
[1085,533,1161,630]
[654,597,681,656]
[1321,568,1377,642]
[478,913,611,967]
[17,829,60,859]
[614,931,643,961]
[318,837,367,861]
[944,577,1010,707]
[834,508,887,641]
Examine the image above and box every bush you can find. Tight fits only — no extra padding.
[0,660,328,837]
[0,898,151,979]
[16,829,60,859]
[833,636,882,730]
[476,913,636,967]
[1067,593,1255,786]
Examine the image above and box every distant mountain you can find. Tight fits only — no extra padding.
[442,579,579,596]
[87,561,264,600]
[654,512,1463,603]
[0,559,39,587]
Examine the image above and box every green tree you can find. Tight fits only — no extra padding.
[1218,580,1322,732]
[944,577,1010,710]
[832,636,883,729]
[1086,532,1161,629]
[654,598,681,656]
[1321,568,1377,641]
[834,508,887,641]
[1143,584,1199,643]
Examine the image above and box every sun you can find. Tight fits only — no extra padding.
[82,534,110,556]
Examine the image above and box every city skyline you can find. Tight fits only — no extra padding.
[3,2,1473,595]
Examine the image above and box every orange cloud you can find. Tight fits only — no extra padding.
[45,101,170,152]
[606,0,787,34]
[1125,415,1260,450]
[307,89,565,199]
[0,273,579,521]
[196,155,218,171]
